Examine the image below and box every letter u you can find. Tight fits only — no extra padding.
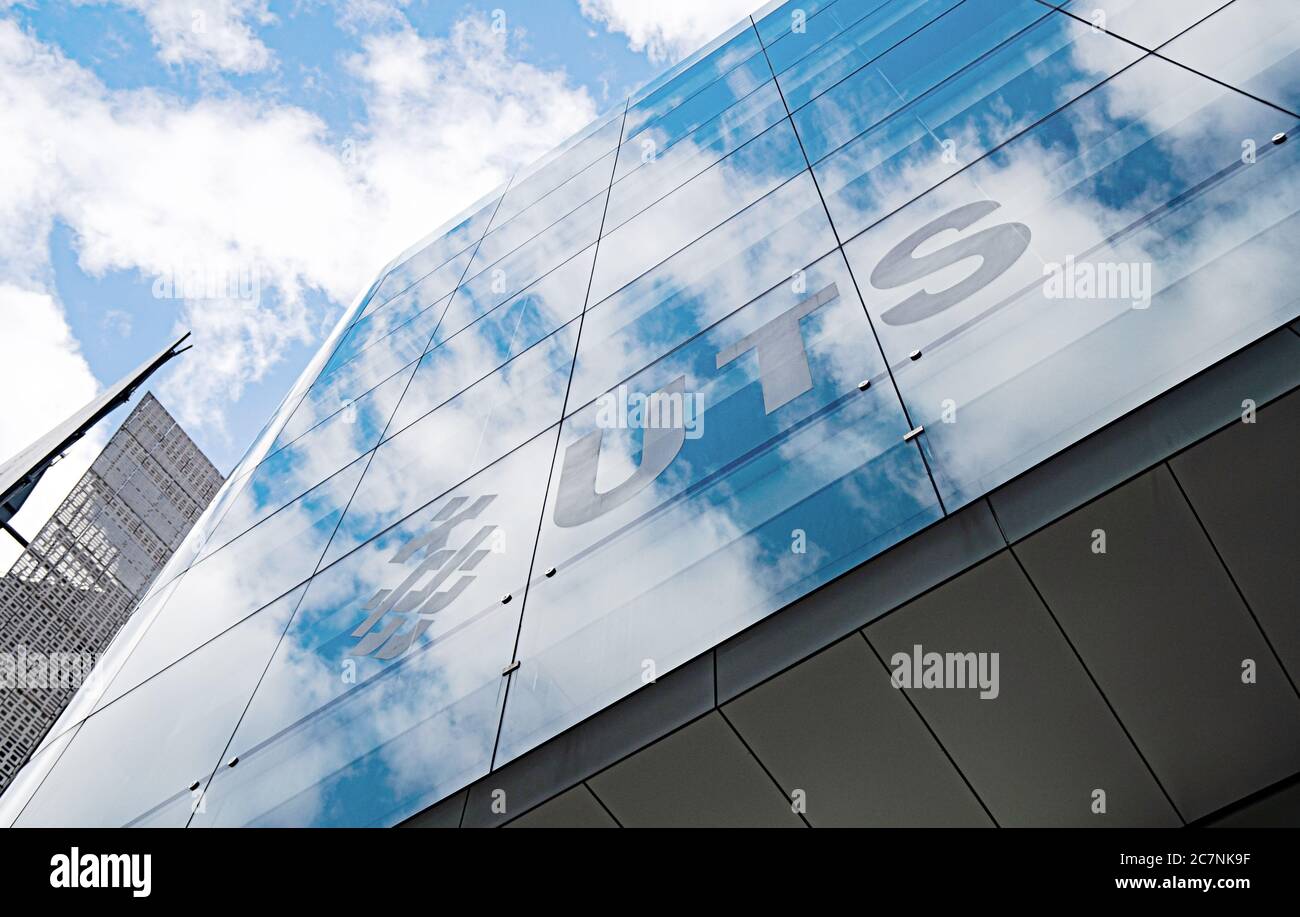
[553,376,687,528]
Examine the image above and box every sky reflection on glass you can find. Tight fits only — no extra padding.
[13,587,305,828]
[190,435,556,827]
[843,53,1300,508]
[497,249,941,764]
[12,0,1300,829]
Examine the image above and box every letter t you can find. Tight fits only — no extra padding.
[715,282,839,415]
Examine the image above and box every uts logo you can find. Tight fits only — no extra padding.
[347,494,498,660]
[552,200,1028,528]
[339,200,1028,659]
[871,200,1029,326]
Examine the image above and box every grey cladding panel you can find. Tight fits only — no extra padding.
[586,712,805,828]
[1014,466,1300,821]
[866,552,1180,826]
[1170,387,1300,681]
[723,635,992,827]
[505,785,618,828]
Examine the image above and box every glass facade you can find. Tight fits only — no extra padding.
[4,0,1298,827]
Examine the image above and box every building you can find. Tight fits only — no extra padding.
[2,0,1298,827]
[0,393,223,795]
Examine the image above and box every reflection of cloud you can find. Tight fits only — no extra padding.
[842,51,1300,506]
[814,9,1142,242]
[388,259,591,435]
[324,326,578,563]
[611,56,777,194]
[1062,0,1235,51]
[198,369,407,552]
[27,0,1300,828]
[572,173,838,412]
[92,456,367,706]
[191,435,555,826]
[1155,0,1300,116]
[589,120,807,304]
[12,587,300,827]
[498,249,938,763]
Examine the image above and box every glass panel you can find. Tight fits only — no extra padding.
[24,576,185,758]
[369,194,499,309]
[0,723,80,827]
[1061,0,1235,50]
[514,107,622,183]
[811,6,1144,241]
[201,366,412,555]
[589,119,807,306]
[493,113,623,227]
[453,194,605,330]
[776,0,968,112]
[607,81,790,233]
[473,153,614,269]
[329,257,465,373]
[628,20,759,110]
[793,0,1054,163]
[92,456,368,708]
[755,0,843,46]
[293,293,450,443]
[625,28,766,142]
[841,54,1300,510]
[614,55,774,183]
[213,337,343,495]
[497,250,942,764]
[389,250,594,437]
[11,587,304,828]
[571,172,838,412]
[1161,0,1300,115]
[321,321,579,566]
[277,332,429,450]
[189,433,557,827]
[766,0,893,74]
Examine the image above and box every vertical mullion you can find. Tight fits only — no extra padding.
[181,178,515,829]
[751,13,950,515]
[488,95,633,774]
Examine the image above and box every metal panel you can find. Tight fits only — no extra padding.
[866,552,1180,826]
[724,635,992,826]
[1170,387,1300,681]
[1014,466,1300,820]
[504,785,618,828]
[586,712,805,828]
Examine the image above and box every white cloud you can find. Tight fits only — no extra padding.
[336,0,411,31]
[344,17,599,242]
[0,12,598,454]
[578,0,765,63]
[0,284,104,574]
[77,0,275,73]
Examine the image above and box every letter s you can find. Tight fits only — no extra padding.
[872,200,1030,326]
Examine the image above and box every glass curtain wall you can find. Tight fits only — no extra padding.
[4,0,1298,827]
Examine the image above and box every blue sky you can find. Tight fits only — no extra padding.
[5,1,666,467]
[0,0,764,569]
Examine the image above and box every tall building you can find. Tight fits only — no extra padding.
[0,393,223,794]
[3,0,1299,827]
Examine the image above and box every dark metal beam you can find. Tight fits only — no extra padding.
[1,521,28,549]
[0,333,191,528]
